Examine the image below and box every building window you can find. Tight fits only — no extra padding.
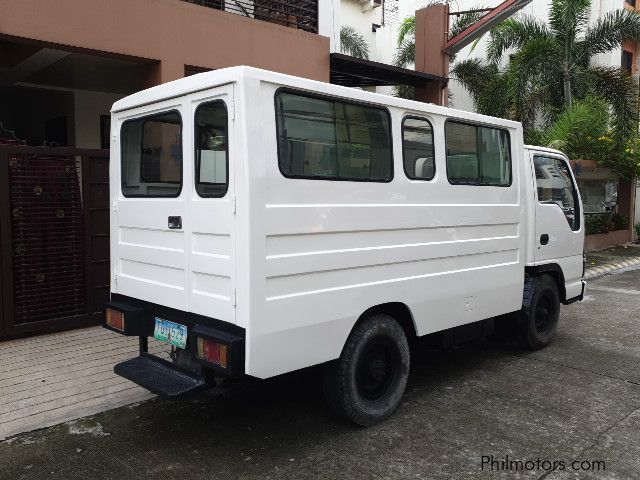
[275,90,393,182]
[402,116,435,181]
[121,110,182,197]
[622,50,633,75]
[445,121,511,186]
[534,156,580,230]
[195,100,229,197]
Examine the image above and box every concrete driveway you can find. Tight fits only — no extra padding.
[1,268,639,480]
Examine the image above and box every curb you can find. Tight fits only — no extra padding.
[584,257,640,279]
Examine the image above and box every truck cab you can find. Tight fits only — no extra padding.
[525,146,585,303]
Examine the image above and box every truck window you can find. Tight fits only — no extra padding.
[445,121,511,186]
[402,117,435,181]
[121,110,182,197]
[534,156,580,230]
[275,91,392,182]
[195,101,228,197]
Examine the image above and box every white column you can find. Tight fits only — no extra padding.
[318,0,341,52]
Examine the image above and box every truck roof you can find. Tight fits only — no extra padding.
[524,145,566,156]
[111,66,522,131]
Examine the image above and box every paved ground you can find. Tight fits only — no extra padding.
[0,329,170,441]
[585,243,640,279]
[1,268,639,480]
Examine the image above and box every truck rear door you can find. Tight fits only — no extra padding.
[186,85,236,324]
[112,85,236,323]
[114,102,189,311]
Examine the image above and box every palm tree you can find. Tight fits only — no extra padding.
[454,0,640,140]
[340,25,370,60]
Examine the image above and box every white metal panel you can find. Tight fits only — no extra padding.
[245,79,526,378]
[111,99,189,311]
[186,86,236,324]
[111,85,237,322]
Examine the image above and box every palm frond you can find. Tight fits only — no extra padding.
[451,58,499,96]
[588,66,640,143]
[340,25,370,60]
[393,84,415,100]
[548,0,591,41]
[394,40,415,68]
[506,36,559,105]
[543,96,610,160]
[397,17,416,46]
[486,16,551,62]
[449,8,487,39]
[451,59,508,115]
[582,9,640,58]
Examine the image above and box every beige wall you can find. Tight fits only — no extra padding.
[0,0,330,84]
[74,90,123,149]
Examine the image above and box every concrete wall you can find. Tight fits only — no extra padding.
[0,0,330,84]
[319,0,341,52]
[338,0,433,95]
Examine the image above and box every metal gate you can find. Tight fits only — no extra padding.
[0,146,110,339]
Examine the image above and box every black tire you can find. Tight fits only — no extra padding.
[518,275,560,350]
[323,313,410,426]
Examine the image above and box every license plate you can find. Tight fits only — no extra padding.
[153,318,187,349]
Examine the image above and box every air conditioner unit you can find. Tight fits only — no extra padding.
[358,0,382,12]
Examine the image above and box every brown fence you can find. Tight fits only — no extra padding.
[0,146,110,339]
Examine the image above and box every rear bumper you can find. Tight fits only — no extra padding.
[104,293,245,383]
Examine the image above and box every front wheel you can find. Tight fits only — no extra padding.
[519,275,561,350]
[323,313,410,426]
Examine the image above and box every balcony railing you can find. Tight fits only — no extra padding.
[184,0,318,33]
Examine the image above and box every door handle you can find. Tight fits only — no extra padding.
[168,216,182,230]
[540,234,549,245]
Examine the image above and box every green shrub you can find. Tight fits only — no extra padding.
[585,215,613,235]
[585,213,629,235]
[612,212,629,230]
[635,223,640,238]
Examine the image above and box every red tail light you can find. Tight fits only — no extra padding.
[106,308,125,331]
[197,337,228,368]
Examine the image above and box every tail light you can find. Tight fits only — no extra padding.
[106,308,125,331]
[197,337,228,368]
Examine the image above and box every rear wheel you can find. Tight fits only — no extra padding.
[323,313,410,426]
[519,275,560,350]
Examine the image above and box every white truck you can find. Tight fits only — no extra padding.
[104,67,585,425]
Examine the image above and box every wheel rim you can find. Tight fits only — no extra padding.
[355,338,399,401]
[534,291,556,335]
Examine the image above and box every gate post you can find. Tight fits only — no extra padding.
[0,149,12,339]
[81,154,96,318]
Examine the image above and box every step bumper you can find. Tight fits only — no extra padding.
[114,355,207,399]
